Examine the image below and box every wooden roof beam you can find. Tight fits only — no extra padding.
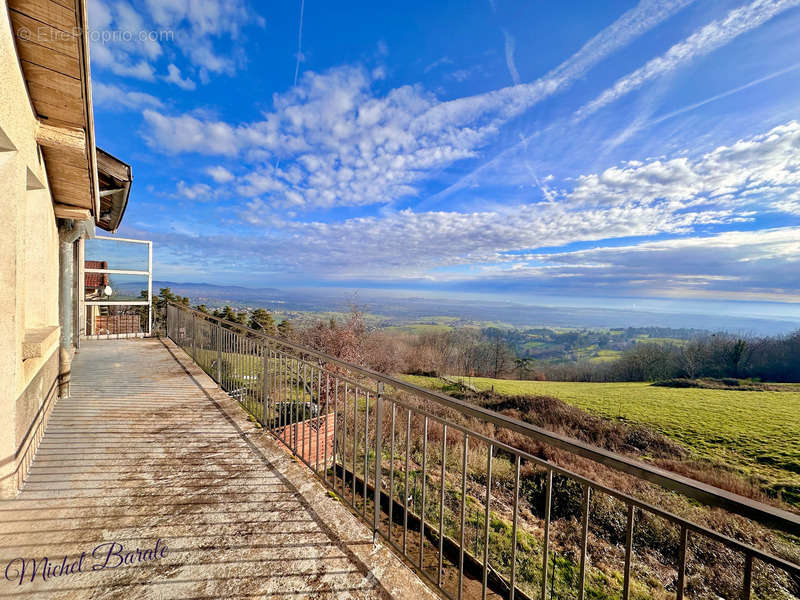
[53,203,91,220]
[35,122,86,156]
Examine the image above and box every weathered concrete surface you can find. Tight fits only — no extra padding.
[0,338,438,599]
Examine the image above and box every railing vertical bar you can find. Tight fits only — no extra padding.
[235,330,240,399]
[623,504,634,600]
[324,371,330,482]
[275,351,286,439]
[286,357,292,451]
[247,338,253,412]
[335,378,342,493]
[742,553,753,600]
[248,337,253,413]
[272,348,277,430]
[510,454,521,600]
[578,485,591,600]
[267,347,274,429]
[420,416,429,571]
[374,382,384,544]
[437,425,448,587]
[300,359,306,457]
[293,358,300,454]
[309,365,315,468]
[224,328,229,391]
[352,384,357,507]
[305,363,311,465]
[244,337,250,412]
[229,328,233,393]
[541,468,552,600]
[364,391,370,519]
[264,345,270,426]
[234,329,238,398]
[482,444,493,600]
[677,525,688,600]
[241,335,246,410]
[242,334,247,409]
[221,328,226,390]
[302,362,308,465]
[214,320,220,385]
[317,367,323,474]
[191,312,196,361]
[254,340,259,416]
[404,408,411,557]
[284,355,290,447]
[283,354,289,447]
[341,380,347,497]
[389,401,396,541]
[458,434,469,600]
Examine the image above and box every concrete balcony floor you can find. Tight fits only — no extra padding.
[0,339,436,599]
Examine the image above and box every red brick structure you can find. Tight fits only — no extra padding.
[275,413,336,468]
[84,260,109,293]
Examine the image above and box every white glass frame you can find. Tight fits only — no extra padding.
[83,235,153,338]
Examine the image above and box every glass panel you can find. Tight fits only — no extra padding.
[85,238,148,272]
[84,273,149,303]
[85,304,148,336]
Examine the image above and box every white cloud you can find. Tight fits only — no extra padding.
[91,43,156,80]
[566,120,800,210]
[511,228,800,301]
[424,56,454,73]
[502,30,521,85]
[217,120,800,281]
[575,0,800,121]
[142,110,238,155]
[176,180,213,200]
[87,0,258,82]
[93,82,164,111]
[207,166,235,183]
[148,118,800,282]
[140,1,696,209]
[164,63,197,90]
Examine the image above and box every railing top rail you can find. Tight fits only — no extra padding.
[167,301,800,536]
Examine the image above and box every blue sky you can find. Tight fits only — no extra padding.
[88,0,800,317]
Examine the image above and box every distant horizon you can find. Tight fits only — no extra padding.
[145,279,800,336]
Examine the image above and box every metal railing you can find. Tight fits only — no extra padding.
[166,302,800,600]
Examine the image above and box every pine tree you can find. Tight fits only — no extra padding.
[277,319,294,339]
[249,308,277,335]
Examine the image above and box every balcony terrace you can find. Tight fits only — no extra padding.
[0,338,436,599]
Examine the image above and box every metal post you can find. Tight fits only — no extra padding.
[191,312,196,361]
[373,382,384,544]
[216,321,222,383]
[261,343,270,427]
[677,525,688,600]
[482,445,493,600]
[623,504,635,600]
[541,469,553,600]
[742,554,753,600]
[438,425,448,586]
[147,241,152,336]
[578,485,591,600]
[510,455,521,600]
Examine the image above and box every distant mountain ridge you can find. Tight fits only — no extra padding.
[134,281,800,336]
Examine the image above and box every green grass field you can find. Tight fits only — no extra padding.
[402,375,800,503]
